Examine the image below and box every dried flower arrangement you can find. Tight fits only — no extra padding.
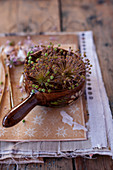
[2,42,92,127]
[24,43,92,95]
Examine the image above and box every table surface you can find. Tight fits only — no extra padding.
[0,0,113,169]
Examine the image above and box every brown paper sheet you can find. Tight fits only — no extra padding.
[0,36,87,141]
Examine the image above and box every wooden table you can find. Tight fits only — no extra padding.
[0,0,113,169]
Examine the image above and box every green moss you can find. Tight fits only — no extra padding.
[45,53,48,57]
[58,44,61,47]
[35,85,39,89]
[30,51,33,54]
[32,84,35,88]
[0,81,3,85]
[54,48,57,51]
[42,88,45,92]
[27,51,30,56]
[51,101,58,105]
[29,56,32,60]
[48,89,51,93]
[22,119,25,123]
[32,89,35,93]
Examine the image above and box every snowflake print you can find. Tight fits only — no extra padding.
[42,127,51,137]
[79,130,84,136]
[32,115,44,125]
[73,129,85,138]
[68,104,80,114]
[56,127,67,137]
[40,106,47,115]
[74,116,82,124]
[12,127,20,136]
[0,127,7,137]
[24,128,36,137]
[47,114,60,125]
[40,106,53,114]
[73,130,79,137]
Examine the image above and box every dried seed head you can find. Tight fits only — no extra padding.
[24,43,92,93]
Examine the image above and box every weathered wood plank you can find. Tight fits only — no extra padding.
[75,155,113,170]
[61,0,113,113]
[17,158,73,170]
[0,164,16,170]
[17,0,60,33]
[0,0,17,33]
[0,0,60,33]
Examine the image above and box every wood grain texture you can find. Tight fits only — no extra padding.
[17,0,60,33]
[17,158,73,170]
[75,155,113,170]
[0,0,18,33]
[61,0,113,114]
[0,164,16,170]
[0,0,60,33]
[0,55,6,105]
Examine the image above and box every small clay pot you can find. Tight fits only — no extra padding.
[2,48,86,128]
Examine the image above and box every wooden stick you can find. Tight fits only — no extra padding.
[0,52,5,105]
[7,66,14,108]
